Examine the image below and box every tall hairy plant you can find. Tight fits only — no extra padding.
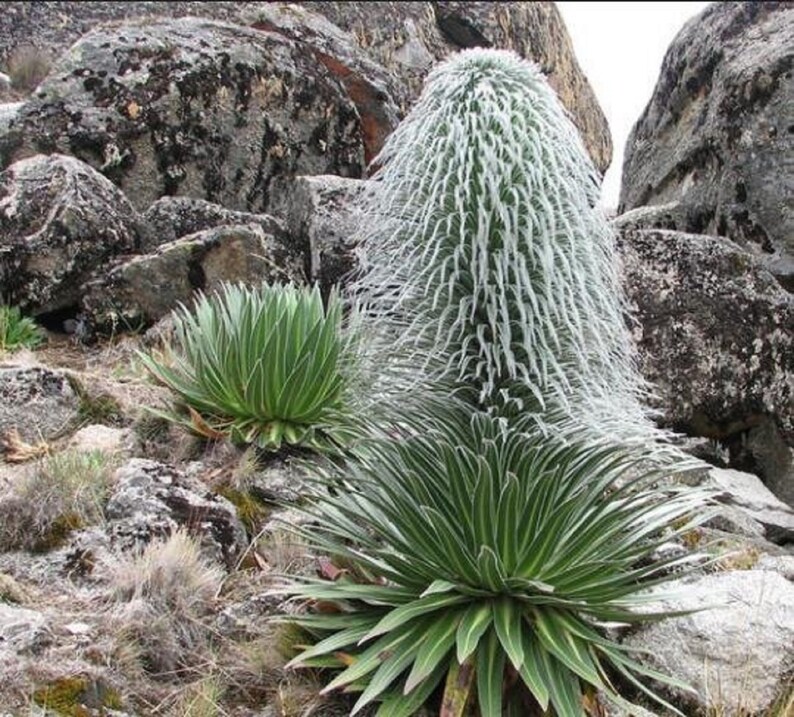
[352,49,659,447]
[277,410,710,716]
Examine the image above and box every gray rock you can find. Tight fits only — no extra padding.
[66,424,133,456]
[697,467,794,543]
[269,174,365,290]
[0,2,612,175]
[734,418,794,508]
[142,195,288,252]
[1,18,370,212]
[105,459,248,568]
[618,228,793,450]
[0,366,79,443]
[620,2,794,289]
[0,602,50,656]
[240,458,312,505]
[80,223,304,334]
[756,554,794,580]
[704,504,767,540]
[0,154,142,314]
[623,571,794,716]
[0,102,21,136]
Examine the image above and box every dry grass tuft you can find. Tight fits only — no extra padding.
[0,449,117,552]
[165,675,225,717]
[0,571,30,603]
[105,530,223,676]
[4,44,52,92]
[0,428,50,463]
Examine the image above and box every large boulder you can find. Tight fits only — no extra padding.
[618,228,793,460]
[0,3,612,175]
[620,2,794,288]
[623,571,794,715]
[81,224,304,333]
[300,1,612,172]
[0,18,371,211]
[0,154,142,315]
[241,3,402,167]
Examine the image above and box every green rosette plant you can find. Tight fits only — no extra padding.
[276,411,710,716]
[352,48,662,449]
[140,282,363,451]
[0,304,44,352]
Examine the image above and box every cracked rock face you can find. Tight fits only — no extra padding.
[141,195,289,252]
[618,228,793,451]
[0,154,142,315]
[0,17,368,212]
[268,174,365,291]
[619,2,794,289]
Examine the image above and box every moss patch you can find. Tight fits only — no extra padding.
[33,676,122,716]
[217,486,271,537]
[31,512,84,553]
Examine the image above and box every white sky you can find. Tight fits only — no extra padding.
[556,1,710,208]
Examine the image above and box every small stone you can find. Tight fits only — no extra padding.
[697,467,794,543]
[0,602,50,655]
[0,366,79,444]
[67,425,131,456]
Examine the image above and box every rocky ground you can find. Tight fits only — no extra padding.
[0,1,792,716]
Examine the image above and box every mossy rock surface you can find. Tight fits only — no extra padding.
[33,676,122,716]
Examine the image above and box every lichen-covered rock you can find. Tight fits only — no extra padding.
[0,154,142,314]
[269,174,365,290]
[105,459,247,568]
[0,3,612,176]
[141,196,288,252]
[1,18,368,211]
[0,366,79,444]
[243,3,401,166]
[623,571,794,716]
[301,1,612,172]
[81,224,304,334]
[620,2,794,288]
[618,228,793,452]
